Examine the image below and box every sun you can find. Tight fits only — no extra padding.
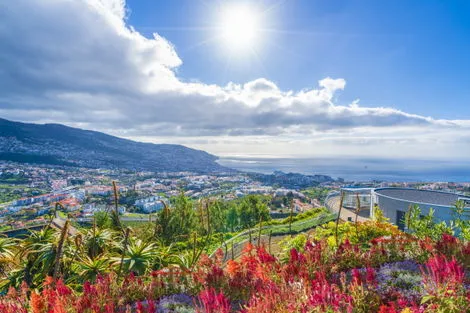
[218,4,260,51]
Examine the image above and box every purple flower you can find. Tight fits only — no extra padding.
[156,294,195,313]
[376,260,423,301]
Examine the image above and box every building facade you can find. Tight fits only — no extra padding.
[372,188,470,230]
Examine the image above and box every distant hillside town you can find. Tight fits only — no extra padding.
[1,160,470,233]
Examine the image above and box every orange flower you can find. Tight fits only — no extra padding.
[226,260,240,276]
[242,242,254,255]
[43,276,54,288]
[6,287,17,299]
[30,292,45,313]
[53,298,67,313]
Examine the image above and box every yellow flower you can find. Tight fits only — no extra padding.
[401,308,412,313]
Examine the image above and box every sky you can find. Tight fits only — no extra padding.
[1,0,470,160]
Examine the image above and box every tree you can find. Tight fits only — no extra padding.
[155,193,197,244]
[172,192,196,239]
[452,200,470,241]
[405,205,453,240]
[225,205,239,232]
[206,200,226,233]
[238,195,270,229]
[154,201,174,244]
[94,211,111,229]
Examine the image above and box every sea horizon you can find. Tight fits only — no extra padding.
[217,156,470,183]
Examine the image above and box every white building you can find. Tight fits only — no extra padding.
[135,196,167,213]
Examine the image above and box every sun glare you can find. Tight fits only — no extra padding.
[219,4,260,51]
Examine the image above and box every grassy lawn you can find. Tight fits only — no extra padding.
[0,225,12,232]
[227,212,336,247]
[121,220,152,228]
[123,212,157,218]
[269,213,335,235]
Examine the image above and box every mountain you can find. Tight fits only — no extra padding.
[0,118,227,173]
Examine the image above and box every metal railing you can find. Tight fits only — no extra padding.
[210,213,335,262]
[324,191,340,214]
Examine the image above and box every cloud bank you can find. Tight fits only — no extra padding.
[1,0,469,159]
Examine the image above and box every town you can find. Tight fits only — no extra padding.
[2,161,470,233]
[0,161,324,230]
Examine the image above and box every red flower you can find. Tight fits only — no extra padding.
[351,268,362,285]
[256,246,276,264]
[198,288,231,313]
[366,267,377,286]
[421,254,465,292]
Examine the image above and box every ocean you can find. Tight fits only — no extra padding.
[217,157,470,182]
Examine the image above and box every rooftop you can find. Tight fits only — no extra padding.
[374,188,470,207]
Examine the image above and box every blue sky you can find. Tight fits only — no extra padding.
[126,0,470,119]
[1,0,470,160]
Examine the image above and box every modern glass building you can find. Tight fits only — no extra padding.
[372,188,470,230]
[328,187,470,230]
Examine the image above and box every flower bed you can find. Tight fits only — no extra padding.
[1,222,469,313]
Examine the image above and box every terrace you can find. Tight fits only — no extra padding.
[325,188,373,222]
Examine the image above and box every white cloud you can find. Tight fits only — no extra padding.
[318,77,346,100]
[97,0,127,20]
[1,0,470,159]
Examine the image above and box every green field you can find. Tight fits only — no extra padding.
[0,184,47,204]
[122,212,158,218]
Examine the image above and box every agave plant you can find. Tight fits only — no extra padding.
[72,255,112,283]
[33,233,64,280]
[17,227,57,286]
[0,237,18,291]
[151,241,181,270]
[0,237,16,271]
[115,237,158,275]
[15,224,75,285]
[83,227,115,259]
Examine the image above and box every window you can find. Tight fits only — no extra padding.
[396,210,406,231]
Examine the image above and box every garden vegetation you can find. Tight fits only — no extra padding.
[0,195,468,312]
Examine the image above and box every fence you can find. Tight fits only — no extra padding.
[210,213,335,262]
[324,191,340,213]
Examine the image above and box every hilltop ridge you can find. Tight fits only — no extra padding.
[0,118,226,173]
